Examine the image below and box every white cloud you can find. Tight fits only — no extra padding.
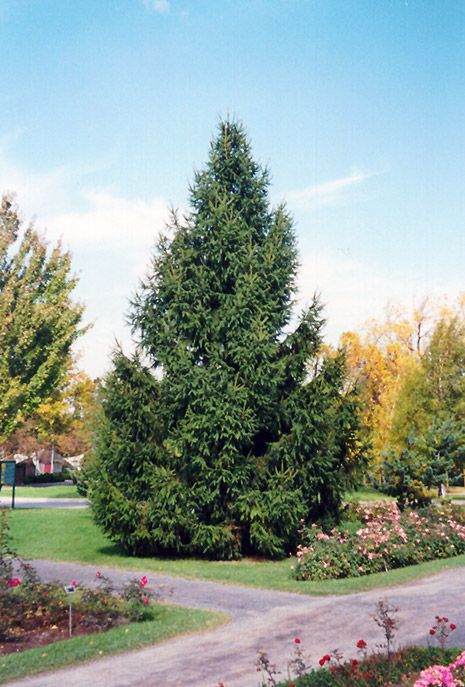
[285,169,383,211]
[143,0,171,13]
[0,140,170,378]
[0,141,169,249]
[45,190,169,247]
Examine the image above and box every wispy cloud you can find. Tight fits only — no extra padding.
[285,169,384,210]
[143,0,171,14]
[46,190,169,248]
[0,142,169,249]
[0,140,171,378]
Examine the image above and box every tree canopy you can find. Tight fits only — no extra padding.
[0,195,85,439]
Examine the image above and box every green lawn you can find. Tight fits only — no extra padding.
[1,485,80,499]
[0,604,224,684]
[7,509,465,596]
[345,486,394,501]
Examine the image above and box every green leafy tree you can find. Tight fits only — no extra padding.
[383,315,465,500]
[91,121,364,559]
[391,315,465,444]
[0,194,85,439]
[3,363,98,459]
[382,418,465,508]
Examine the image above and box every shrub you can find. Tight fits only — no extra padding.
[293,502,465,581]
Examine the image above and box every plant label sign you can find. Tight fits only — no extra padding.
[64,585,76,594]
[0,461,16,509]
[0,461,16,486]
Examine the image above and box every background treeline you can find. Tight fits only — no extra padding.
[342,297,465,502]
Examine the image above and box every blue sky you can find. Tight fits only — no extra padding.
[1,0,464,377]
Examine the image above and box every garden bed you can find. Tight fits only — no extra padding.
[0,511,223,682]
[0,608,128,655]
[293,502,465,581]
[0,567,155,656]
[274,647,464,686]
[253,601,464,687]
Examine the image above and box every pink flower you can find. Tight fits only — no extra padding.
[142,597,149,605]
[71,580,77,587]
[96,571,102,578]
[139,575,148,587]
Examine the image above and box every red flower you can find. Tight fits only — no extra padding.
[71,580,77,587]
[42,591,48,598]
[96,571,102,578]
[6,577,21,588]
[142,597,149,605]
[356,639,367,649]
[443,617,449,623]
[450,623,456,631]
[351,659,358,668]
[319,654,331,666]
[139,575,148,587]
[294,638,301,644]
[429,629,436,635]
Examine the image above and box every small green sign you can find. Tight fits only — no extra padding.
[0,461,16,486]
[0,461,16,509]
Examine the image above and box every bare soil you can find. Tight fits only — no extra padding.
[0,608,127,655]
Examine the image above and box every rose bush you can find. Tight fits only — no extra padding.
[293,503,465,581]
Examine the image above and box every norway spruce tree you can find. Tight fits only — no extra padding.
[91,121,363,559]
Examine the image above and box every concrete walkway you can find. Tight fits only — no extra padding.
[0,497,88,509]
[4,560,465,687]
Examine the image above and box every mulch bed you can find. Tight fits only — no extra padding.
[0,610,129,655]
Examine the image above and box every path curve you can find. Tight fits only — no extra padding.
[5,560,465,687]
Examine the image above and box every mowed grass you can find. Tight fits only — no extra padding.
[0,484,80,499]
[0,604,224,684]
[7,509,465,596]
[345,486,394,501]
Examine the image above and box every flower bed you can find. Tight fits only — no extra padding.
[0,513,156,654]
[0,570,156,655]
[272,647,464,686]
[293,503,465,581]
[247,602,463,687]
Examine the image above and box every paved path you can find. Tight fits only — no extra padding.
[4,561,465,687]
[0,497,88,509]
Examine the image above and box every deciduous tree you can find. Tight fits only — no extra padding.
[0,195,85,438]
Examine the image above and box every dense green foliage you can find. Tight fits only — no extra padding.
[0,195,85,438]
[90,121,363,559]
[381,315,465,502]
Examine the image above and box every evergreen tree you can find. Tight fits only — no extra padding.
[91,121,363,558]
[0,195,85,438]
